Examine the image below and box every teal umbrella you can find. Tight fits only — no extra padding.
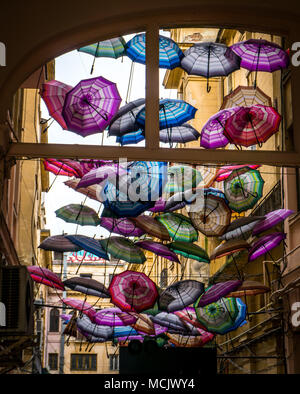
[156,212,198,242]
[168,241,209,263]
[164,165,203,193]
[99,236,146,264]
[55,204,101,226]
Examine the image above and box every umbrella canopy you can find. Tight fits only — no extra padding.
[135,240,180,263]
[194,297,240,334]
[109,270,158,312]
[27,266,65,290]
[224,167,264,213]
[227,280,270,297]
[229,298,247,331]
[77,315,113,339]
[156,212,198,242]
[126,33,184,69]
[99,216,145,237]
[43,159,82,178]
[148,197,166,213]
[224,105,281,147]
[181,42,241,92]
[94,307,137,326]
[99,237,146,264]
[188,194,232,237]
[221,86,272,110]
[210,239,251,260]
[158,280,205,312]
[160,123,200,144]
[173,307,207,330]
[165,165,204,193]
[167,329,215,347]
[62,76,122,136]
[168,241,209,263]
[135,99,197,130]
[130,215,170,241]
[150,312,199,335]
[214,164,261,182]
[252,209,294,236]
[65,235,109,260]
[78,37,126,59]
[108,98,145,136]
[78,159,113,175]
[112,326,139,338]
[61,298,97,322]
[76,164,128,189]
[196,280,242,307]
[38,234,82,252]
[116,130,145,145]
[55,204,101,226]
[63,277,110,298]
[64,179,102,202]
[220,216,265,241]
[131,313,156,335]
[248,232,286,261]
[40,80,73,129]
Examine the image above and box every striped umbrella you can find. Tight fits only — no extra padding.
[196,281,242,307]
[43,159,82,178]
[131,313,156,335]
[94,307,137,327]
[220,216,265,241]
[221,86,272,110]
[214,164,261,182]
[160,123,200,144]
[224,105,281,147]
[27,266,65,291]
[167,330,215,347]
[65,235,109,260]
[38,234,82,252]
[62,299,97,323]
[130,215,170,241]
[63,277,110,298]
[116,130,145,145]
[126,33,184,69]
[76,164,128,189]
[78,159,113,175]
[109,270,158,312]
[40,80,73,129]
[227,280,270,297]
[156,212,198,242]
[210,239,251,260]
[99,236,146,264]
[165,165,203,194]
[252,209,294,236]
[76,315,113,339]
[135,240,180,263]
[168,241,209,263]
[55,204,101,226]
[64,179,102,202]
[62,76,122,136]
[135,99,197,130]
[173,307,207,330]
[248,232,286,262]
[181,42,241,92]
[224,167,264,213]
[99,216,145,237]
[151,312,200,335]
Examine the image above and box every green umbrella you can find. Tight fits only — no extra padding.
[164,165,203,193]
[168,241,209,263]
[156,212,198,242]
[224,167,264,213]
[99,236,146,264]
[55,204,101,226]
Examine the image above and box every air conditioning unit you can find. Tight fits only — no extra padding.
[0,265,34,336]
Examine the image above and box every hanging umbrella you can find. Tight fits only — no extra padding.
[64,179,102,202]
[76,164,128,189]
[165,165,204,194]
[55,204,101,226]
[63,277,110,298]
[40,80,73,129]
[168,241,209,263]
[109,270,158,312]
[116,130,145,145]
[220,216,265,241]
[126,33,184,69]
[27,266,65,291]
[221,85,272,110]
[196,280,242,307]
[62,76,122,136]
[167,329,215,347]
[227,280,270,297]
[224,167,264,213]
[229,298,247,331]
[38,234,82,252]
[135,240,180,263]
[197,165,220,188]
[210,239,251,260]
[214,164,261,182]
[252,209,294,236]
[99,237,146,264]
[131,313,156,335]
[200,107,240,149]
[99,216,145,237]
[181,42,241,92]
[160,123,200,144]
[65,235,109,260]
[248,232,286,261]
[156,212,198,242]
[108,98,146,136]
[164,188,197,212]
[224,105,281,148]
[78,159,114,175]
[43,159,82,178]
[130,215,171,241]
[61,298,97,322]
[148,197,166,213]
[112,326,139,338]
[173,307,207,330]
[188,194,232,237]
[76,315,113,339]
[94,307,137,326]
[158,280,205,312]
[135,99,197,131]
[150,312,199,335]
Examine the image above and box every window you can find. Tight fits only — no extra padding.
[109,354,119,371]
[49,308,59,332]
[48,353,58,371]
[70,354,97,371]
[160,268,168,288]
[80,273,92,278]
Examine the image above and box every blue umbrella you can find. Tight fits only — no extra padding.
[112,326,139,338]
[229,298,247,332]
[66,235,109,260]
[126,33,184,69]
[116,130,145,145]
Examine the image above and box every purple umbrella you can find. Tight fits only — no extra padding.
[148,197,166,213]
[79,159,114,175]
[94,307,137,326]
[99,216,145,237]
[62,76,122,136]
[76,164,128,189]
[135,240,180,263]
[252,209,294,236]
[196,280,242,307]
[248,232,286,262]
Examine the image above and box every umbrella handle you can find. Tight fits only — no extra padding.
[206,80,211,93]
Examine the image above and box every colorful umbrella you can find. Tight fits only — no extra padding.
[168,241,209,263]
[196,280,242,307]
[227,280,270,297]
[150,312,199,335]
[126,33,184,69]
[94,307,137,326]
[55,204,101,226]
[62,76,122,136]
[64,179,102,202]
[112,326,139,338]
[27,266,65,291]
[65,235,109,260]
[63,277,110,298]
[220,216,265,241]
[252,209,294,236]
[135,240,180,263]
[38,234,82,252]
[221,86,272,110]
[156,212,198,242]
[78,159,113,175]
[181,42,241,92]
[131,313,156,335]
[99,237,146,264]
[76,164,128,189]
[160,123,200,144]
[158,280,205,312]
[61,298,97,322]
[43,159,82,178]
[116,130,145,145]
[173,307,207,330]
[224,167,264,213]
[99,216,145,237]
[167,329,215,347]
[248,232,286,261]
[40,80,73,129]
[210,239,251,260]
[164,165,203,193]
[224,105,281,147]
[214,164,261,182]
[130,215,171,241]
[148,197,166,213]
[109,270,158,312]
[76,315,113,339]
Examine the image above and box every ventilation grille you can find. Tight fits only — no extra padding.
[1,268,20,329]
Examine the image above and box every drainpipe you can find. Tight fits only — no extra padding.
[59,253,67,374]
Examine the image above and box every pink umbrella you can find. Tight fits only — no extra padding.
[99,216,145,237]
[214,164,261,182]
[27,266,65,291]
[94,307,137,326]
[61,298,97,322]
[76,164,128,189]
[43,159,83,178]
